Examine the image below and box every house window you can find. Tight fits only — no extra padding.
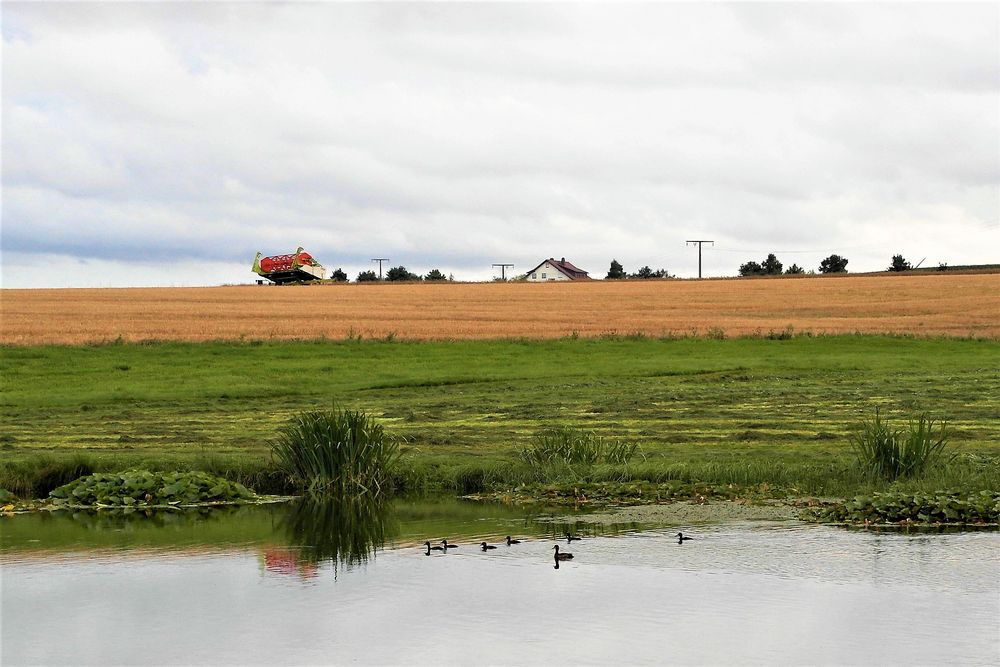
[531,273,537,279]
[541,272,547,279]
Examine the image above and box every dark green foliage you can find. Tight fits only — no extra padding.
[807,490,1000,525]
[606,259,625,279]
[819,254,849,273]
[0,488,14,502]
[329,268,348,282]
[520,427,640,467]
[356,270,379,282]
[48,470,255,507]
[33,455,94,497]
[386,266,420,281]
[740,254,783,276]
[628,266,670,279]
[785,264,805,275]
[424,269,447,281]
[850,408,951,481]
[761,253,782,275]
[889,254,912,272]
[270,408,400,495]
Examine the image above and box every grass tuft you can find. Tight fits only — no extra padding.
[270,408,400,495]
[850,408,952,481]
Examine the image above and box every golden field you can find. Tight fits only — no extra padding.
[2,273,998,345]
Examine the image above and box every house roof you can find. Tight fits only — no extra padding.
[526,257,590,279]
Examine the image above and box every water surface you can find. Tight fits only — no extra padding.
[2,499,997,665]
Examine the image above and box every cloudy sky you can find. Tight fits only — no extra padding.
[3,2,998,288]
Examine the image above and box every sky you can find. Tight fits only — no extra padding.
[2,2,998,288]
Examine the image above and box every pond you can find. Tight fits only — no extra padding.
[2,498,998,665]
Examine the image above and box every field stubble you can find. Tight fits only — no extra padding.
[2,273,998,345]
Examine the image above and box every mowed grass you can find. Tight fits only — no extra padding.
[2,336,998,496]
[2,272,999,345]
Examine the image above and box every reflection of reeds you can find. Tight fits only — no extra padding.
[271,408,400,494]
[284,494,397,572]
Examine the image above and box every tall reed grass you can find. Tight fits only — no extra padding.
[520,426,640,467]
[270,408,400,495]
[850,408,952,481]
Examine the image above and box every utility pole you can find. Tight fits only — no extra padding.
[371,258,389,280]
[492,263,514,280]
[685,240,714,279]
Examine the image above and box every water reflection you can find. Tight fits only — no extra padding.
[280,494,397,575]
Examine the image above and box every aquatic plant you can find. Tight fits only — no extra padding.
[270,408,400,495]
[806,490,1000,525]
[850,409,952,481]
[0,488,15,503]
[48,470,256,507]
[520,427,640,467]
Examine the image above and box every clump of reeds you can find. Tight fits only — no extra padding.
[520,426,640,467]
[270,408,400,495]
[850,408,951,481]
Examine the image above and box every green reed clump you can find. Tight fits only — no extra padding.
[270,408,400,495]
[520,427,640,467]
[850,408,952,481]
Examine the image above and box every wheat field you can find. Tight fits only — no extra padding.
[2,273,998,345]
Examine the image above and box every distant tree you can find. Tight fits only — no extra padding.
[785,263,805,275]
[762,253,783,275]
[937,262,949,272]
[739,261,764,277]
[888,254,912,272]
[330,268,348,282]
[606,259,625,279]
[356,270,379,282]
[424,269,447,281]
[650,268,671,278]
[631,265,654,279]
[818,254,849,274]
[386,266,420,281]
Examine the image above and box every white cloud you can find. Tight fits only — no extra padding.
[2,2,997,287]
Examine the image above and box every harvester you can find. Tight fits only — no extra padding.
[252,247,327,284]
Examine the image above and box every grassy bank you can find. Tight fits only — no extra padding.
[2,336,998,499]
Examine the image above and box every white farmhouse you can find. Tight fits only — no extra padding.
[525,257,591,282]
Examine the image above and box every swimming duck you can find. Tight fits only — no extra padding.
[441,539,459,550]
[553,544,574,560]
[676,532,693,543]
[565,533,582,542]
[506,536,521,546]
[424,541,444,555]
[481,542,497,551]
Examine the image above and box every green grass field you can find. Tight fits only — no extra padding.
[2,335,998,498]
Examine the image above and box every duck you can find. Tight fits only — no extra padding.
[481,542,497,551]
[441,539,459,550]
[553,544,574,560]
[676,532,693,544]
[565,533,582,542]
[424,541,444,555]
[505,536,521,546]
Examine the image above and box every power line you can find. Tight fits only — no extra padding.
[371,258,389,280]
[685,240,713,279]
[492,263,514,280]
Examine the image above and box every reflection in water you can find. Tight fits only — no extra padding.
[280,494,397,575]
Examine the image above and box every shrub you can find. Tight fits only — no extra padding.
[270,408,400,495]
[850,408,951,481]
[520,427,640,467]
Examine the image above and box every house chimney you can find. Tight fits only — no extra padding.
[560,257,565,263]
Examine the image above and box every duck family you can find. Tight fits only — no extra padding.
[421,531,694,559]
